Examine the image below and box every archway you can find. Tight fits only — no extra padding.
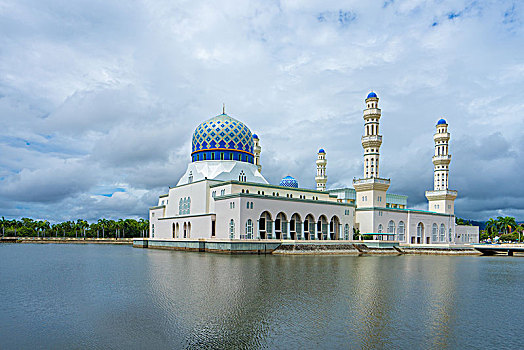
[317,215,328,240]
[290,213,301,240]
[187,222,191,238]
[416,222,424,244]
[258,211,272,239]
[275,212,287,240]
[330,216,340,240]
[303,214,315,240]
[183,222,187,238]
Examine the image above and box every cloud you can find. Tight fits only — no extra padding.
[0,0,523,221]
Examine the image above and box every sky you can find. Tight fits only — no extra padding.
[0,0,523,222]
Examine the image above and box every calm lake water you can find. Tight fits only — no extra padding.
[1,244,523,349]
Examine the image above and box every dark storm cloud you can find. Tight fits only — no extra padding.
[0,0,523,221]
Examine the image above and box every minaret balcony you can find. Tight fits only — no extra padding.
[361,135,382,147]
[425,189,457,200]
[363,108,381,117]
[432,155,451,164]
[433,133,450,141]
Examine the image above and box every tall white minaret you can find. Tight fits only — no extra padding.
[353,91,390,211]
[362,91,382,178]
[425,118,457,214]
[315,149,327,191]
[433,119,450,190]
[253,133,261,172]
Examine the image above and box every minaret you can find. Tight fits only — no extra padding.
[253,134,262,172]
[315,149,327,191]
[425,118,457,214]
[362,91,382,178]
[353,91,390,210]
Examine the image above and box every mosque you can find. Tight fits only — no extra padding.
[149,92,478,244]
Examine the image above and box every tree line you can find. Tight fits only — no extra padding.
[0,217,149,238]
[481,216,522,242]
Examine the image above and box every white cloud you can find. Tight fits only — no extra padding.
[0,0,523,221]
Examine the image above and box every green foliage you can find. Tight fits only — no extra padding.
[455,217,472,225]
[0,217,149,238]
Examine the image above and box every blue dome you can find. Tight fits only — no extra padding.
[367,91,377,99]
[192,113,254,163]
[437,118,447,125]
[279,175,298,188]
[318,148,325,153]
[252,133,259,139]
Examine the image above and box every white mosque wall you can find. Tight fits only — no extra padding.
[215,195,354,239]
[356,208,455,244]
[455,225,479,243]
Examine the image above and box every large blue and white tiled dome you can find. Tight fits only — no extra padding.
[192,113,254,163]
[279,175,299,188]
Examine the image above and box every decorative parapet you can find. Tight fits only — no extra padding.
[361,135,383,143]
[425,189,458,200]
[353,177,391,192]
[432,155,451,163]
[353,177,390,185]
[363,108,381,117]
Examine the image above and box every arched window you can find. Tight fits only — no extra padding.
[449,228,452,242]
[440,224,445,242]
[187,197,191,215]
[378,224,383,233]
[432,223,438,242]
[239,171,246,182]
[246,219,253,239]
[188,171,193,183]
[417,223,423,238]
[344,224,350,240]
[398,221,405,241]
[229,219,235,239]
[388,220,395,234]
[179,198,183,215]
[151,224,155,238]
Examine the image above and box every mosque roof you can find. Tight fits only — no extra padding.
[367,91,377,99]
[279,175,299,188]
[437,118,447,125]
[192,113,254,156]
[318,148,325,153]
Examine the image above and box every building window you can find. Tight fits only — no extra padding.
[344,224,350,240]
[221,189,225,196]
[246,219,253,239]
[388,220,395,235]
[239,171,246,182]
[250,202,253,209]
[229,219,235,239]
[212,191,216,198]
[432,223,438,242]
[398,221,405,241]
[188,171,193,183]
[151,224,155,237]
[440,224,445,242]
[378,224,383,233]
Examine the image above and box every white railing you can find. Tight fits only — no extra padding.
[363,108,381,116]
[432,155,451,162]
[353,177,390,185]
[425,190,458,196]
[361,135,382,143]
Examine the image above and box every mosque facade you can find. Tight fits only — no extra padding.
[149,93,478,244]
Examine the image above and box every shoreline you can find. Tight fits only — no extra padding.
[0,237,133,245]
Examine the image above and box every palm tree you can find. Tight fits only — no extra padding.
[485,218,498,237]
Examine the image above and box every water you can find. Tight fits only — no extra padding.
[1,244,523,349]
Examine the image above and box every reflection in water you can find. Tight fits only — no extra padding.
[1,245,523,349]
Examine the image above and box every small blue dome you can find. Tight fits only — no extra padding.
[437,118,447,125]
[318,148,325,153]
[279,175,299,188]
[252,133,259,139]
[367,91,377,99]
